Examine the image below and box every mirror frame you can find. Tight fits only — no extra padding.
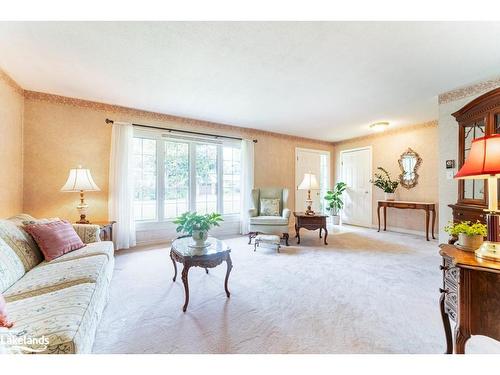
[398,148,422,189]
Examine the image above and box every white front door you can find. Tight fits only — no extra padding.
[296,149,329,213]
[340,148,372,227]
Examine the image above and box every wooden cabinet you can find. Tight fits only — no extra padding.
[439,244,500,354]
[449,88,500,224]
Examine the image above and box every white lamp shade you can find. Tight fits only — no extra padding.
[61,167,100,192]
[298,173,319,190]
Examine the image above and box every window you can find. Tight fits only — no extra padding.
[133,137,157,221]
[223,146,241,214]
[195,144,218,214]
[133,130,241,222]
[164,141,189,219]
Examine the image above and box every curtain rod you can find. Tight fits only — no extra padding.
[105,119,257,143]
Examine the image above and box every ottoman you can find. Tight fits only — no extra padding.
[254,234,281,253]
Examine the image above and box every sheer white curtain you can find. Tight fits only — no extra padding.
[240,139,255,234]
[108,122,136,250]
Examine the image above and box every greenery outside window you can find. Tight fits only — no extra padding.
[133,130,241,222]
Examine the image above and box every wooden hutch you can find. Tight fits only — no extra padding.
[449,88,500,224]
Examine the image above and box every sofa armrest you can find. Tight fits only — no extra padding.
[72,224,101,244]
[282,208,291,220]
[248,208,258,217]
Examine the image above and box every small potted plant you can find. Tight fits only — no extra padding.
[370,167,399,200]
[324,182,347,225]
[173,212,223,247]
[444,220,487,251]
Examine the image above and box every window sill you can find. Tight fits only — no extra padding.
[135,213,241,232]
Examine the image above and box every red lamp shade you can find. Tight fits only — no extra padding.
[454,134,500,179]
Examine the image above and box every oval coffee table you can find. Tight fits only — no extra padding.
[170,236,233,312]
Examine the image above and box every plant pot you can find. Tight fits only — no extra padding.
[192,229,209,247]
[457,233,484,252]
[331,215,340,225]
[385,192,396,201]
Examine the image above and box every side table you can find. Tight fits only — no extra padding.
[293,212,328,245]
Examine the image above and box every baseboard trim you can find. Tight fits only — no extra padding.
[369,223,430,238]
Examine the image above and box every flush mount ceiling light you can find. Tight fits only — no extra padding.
[369,122,390,132]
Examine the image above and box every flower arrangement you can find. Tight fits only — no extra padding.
[370,167,399,193]
[444,221,487,237]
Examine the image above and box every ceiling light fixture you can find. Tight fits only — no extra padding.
[369,122,390,132]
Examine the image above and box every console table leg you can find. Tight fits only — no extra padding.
[170,251,177,282]
[383,206,387,231]
[377,205,381,232]
[224,255,233,298]
[439,290,453,354]
[296,225,301,244]
[323,226,328,245]
[181,265,190,312]
[425,210,430,241]
[319,227,322,238]
[431,209,436,239]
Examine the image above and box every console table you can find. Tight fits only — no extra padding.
[377,200,436,241]
[439,244,500,354]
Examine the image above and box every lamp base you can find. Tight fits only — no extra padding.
[475,241,500,261]
[305,198,315,216]
[76,214,90,224]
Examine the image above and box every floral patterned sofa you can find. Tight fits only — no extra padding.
[0,214,114,354]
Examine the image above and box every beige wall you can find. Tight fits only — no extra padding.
[0,72,24,217]
[438,77,500,242]
[333,122,439,234]
[22,92,334,222]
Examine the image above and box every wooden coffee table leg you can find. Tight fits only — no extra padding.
[323,226,328,245]
[181,265,190,312]
[319,227,322,238]
[170,252,177,282]
[296,225,301,244]
[224,254,233,298]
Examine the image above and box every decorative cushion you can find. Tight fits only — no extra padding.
[260,198,280,216]
[72,224,101,244]
[0,237,25,293]
[0,220,43,272]
[21,217,60,226]
[24,220,85,262]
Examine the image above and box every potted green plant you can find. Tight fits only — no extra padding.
[444,220,487,251]
[173,212,224,247]
[370,167,399,200]
[324,182,347,225]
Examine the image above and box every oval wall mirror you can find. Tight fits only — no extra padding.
[398,148,422,189]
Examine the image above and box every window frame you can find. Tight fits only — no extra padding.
[133,128,241,227]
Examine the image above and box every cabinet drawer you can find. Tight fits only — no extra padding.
[391,203,416,209]
[299,216,325,225]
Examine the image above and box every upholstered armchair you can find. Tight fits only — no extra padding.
[248,187,290,246]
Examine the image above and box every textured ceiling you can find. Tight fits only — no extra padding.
[1,22,500,141]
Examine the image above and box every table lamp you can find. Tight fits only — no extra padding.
[298,173,319,216]
[454,134,500,261]
[61,166,100,224]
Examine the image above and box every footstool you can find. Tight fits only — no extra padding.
[254,234,281,253]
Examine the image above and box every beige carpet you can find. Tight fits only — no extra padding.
[92,226,500,354]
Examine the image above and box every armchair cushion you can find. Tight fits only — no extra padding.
[260,198,280,216]
[249,216,289,226]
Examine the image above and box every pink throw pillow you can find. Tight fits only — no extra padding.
[24,220,85,261]
[0,292,13,329]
